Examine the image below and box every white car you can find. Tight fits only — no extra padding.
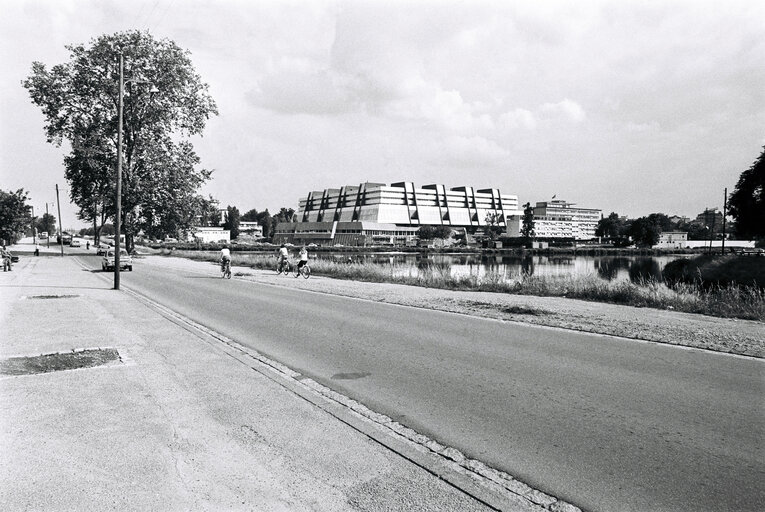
[102,249,132,271]
[70,239,81,247]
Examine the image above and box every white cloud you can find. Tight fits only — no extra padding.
[431,135,510,167]
[499,108,537,130]
[540,98,587,123]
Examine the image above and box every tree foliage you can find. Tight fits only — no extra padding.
[0,189,32,245]
[23,30,218,252]
[223,206,241,240]
[521,202,535,239]
[241,208,259,222]
[629,215,666,247]
[35,213,57,237]
[729,146,764,240]
[193,195,221,227]
[418,225,452,240]
[484,211,504,241]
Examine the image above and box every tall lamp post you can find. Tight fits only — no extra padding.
[114,54,157,290]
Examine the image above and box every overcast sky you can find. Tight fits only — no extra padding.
[1,0,763,229]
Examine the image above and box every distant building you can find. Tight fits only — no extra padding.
[668,215,690,226]
[276,181,522,246]
[693,208,724,233]
[507,199,601,241]
[274,221,419,247]
[190,227,230,243]
[654,231,688,249]
[238,221,263,239]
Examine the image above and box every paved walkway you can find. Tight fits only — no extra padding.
[0,255,506,511]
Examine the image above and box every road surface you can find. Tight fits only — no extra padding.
[78,253,764,512]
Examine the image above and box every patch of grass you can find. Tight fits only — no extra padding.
[502,305,547,316]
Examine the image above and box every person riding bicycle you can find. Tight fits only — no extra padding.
[276,243,289,271]
[295,246,308,277]
[220,245,231,272]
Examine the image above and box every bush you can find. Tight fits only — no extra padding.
[663,255,765,289]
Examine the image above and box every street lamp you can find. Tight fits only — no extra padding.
[114,53,157,290]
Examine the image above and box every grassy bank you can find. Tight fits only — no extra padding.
[160,249,765,321]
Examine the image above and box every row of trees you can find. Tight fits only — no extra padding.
[594,146,763,247]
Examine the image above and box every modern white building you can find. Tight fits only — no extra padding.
[276,181,521,246]
[505,199,601,241]
[298,182,520,227]
[532,200,601,240]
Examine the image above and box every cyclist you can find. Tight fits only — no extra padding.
[276,243,289,272]
[220,244,231,273]
[295,245,308,277]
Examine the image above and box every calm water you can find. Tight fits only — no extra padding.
[315,252,688,284]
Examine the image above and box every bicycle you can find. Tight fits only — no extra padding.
[221,259,231,279]
[276,258,292,275]
[292,261,311,279]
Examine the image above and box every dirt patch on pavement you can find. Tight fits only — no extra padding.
[0,348,121,376]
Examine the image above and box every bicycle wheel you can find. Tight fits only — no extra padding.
[276,263,283,275]
[301,265,311,279]
[225,265,232,279]
[292,265,300,278]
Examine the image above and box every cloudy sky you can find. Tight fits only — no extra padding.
[1,0,763,229]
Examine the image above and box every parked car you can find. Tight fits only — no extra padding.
[70,239,81,247]
[102,249,132,271]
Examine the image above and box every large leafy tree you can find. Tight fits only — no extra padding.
[35,213,57,238]
[728,146,764,240]
[629,216,662,247]
[23,30,218,252]
[0,189,32,245]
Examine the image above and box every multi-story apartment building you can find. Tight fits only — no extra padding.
[275,181,521,246]
[506,200,601,241]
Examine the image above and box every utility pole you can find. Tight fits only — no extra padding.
[31,205,36,244]
[721,188,728,255]
[45,203,50,248]
[114,53,124,290]
[55,184,64,257]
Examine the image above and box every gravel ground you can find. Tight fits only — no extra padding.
[146,255,765,359]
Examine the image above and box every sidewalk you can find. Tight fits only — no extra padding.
[0,256,499,511]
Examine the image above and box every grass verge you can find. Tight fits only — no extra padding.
[160,249,765,321]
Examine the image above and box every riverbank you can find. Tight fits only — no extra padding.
[158,248,765,322]
[147,253,764,358]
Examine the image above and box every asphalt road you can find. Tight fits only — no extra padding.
[79,253,765,512]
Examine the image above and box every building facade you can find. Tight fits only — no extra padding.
[299,182,520,227]
[531,200,601,240]
[275,182,521,246]
[654,231,689,249]
[238,221,263,239]
[189,227,230,243]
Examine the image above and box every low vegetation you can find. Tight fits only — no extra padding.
[160,249,765,322]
